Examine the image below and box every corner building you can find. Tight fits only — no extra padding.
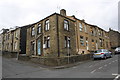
[26,9,111,57]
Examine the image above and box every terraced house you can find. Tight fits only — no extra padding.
[26,9,111,57]
[63,14,110,54]
[2,26,28,54]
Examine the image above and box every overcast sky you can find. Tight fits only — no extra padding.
[0,0,119,32]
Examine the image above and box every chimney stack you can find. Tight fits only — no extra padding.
[60,9,66,16]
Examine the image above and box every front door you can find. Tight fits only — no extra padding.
[37,40,41,55]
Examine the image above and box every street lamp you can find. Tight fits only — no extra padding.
[15,37,20,60]
[16,49,21,60]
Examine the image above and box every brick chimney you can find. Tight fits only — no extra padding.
[60,9,66,16]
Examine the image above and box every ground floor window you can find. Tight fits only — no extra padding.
[31,41,35,55]
[65,36,70,48]
[44,36,50,48]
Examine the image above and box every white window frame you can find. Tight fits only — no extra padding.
[44,36,50,48]
[37,24,41,34]
[67,37,70,48]
[31,27,35,36]
[65,36,70,48]
[64,20,69,31]
[79,23,83,31]
[45,20,50,31]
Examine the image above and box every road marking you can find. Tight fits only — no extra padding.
[112,74,118,75]
[104,64,107,67]
[112,61,115,63]
[98,67,103,69]
[89,65,93,68]
[73,67,77,68]
[112,74,120,80]
[109,63,111,64]
[91,69,96,73]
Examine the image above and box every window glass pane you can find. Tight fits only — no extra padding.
[65,36,67,47]
[79,23,83,31]
[32,27,35,36]
[68,37,70,48]
[64,20,69,31]
[80,36,84,46]
[38,24,41,34]
[47,36,50,48]
[45,20,49,31]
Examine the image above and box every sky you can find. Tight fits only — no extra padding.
[0,0,119,32]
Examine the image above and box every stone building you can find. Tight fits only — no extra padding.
[1,9,111,57]
[26,10,77,57]
[26,9,111,57]
[0,34,3,51]
[108,28,120,49]
[2,26,28,54]
[67,16,111,54]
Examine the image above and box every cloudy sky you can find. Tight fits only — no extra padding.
[0,0,119,32]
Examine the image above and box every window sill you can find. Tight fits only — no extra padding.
[31,35,35,37]
[44,47,50,49]
[64,47,71,49]
[64,29,70,32]
[45,30,50,32]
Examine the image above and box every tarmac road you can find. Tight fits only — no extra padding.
[2,54,119,79]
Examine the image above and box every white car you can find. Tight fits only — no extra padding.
[93,49,112,60]
[115,47,120,54]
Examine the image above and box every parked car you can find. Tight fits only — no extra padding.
[93,49,112,60]
[115,47,120,54]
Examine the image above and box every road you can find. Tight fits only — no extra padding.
[2,54,119,79]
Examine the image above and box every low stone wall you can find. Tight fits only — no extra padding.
[18,55,30,61]
[2,51,17,58]
[28,54,92,66]
[2,51,92,66]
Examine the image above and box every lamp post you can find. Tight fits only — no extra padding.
[15,36,20,60]
[16,51,19,60]
[67,45,70,64]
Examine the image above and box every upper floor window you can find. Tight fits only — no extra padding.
[65,36,70,48]
[79,23,83,31]
[80,36,84,46]
[64,20,69,31]
[14,42,17,50]
[98,30,101,36]
[92,39,94,43]
[44,36,50,48]
[45,20,49,31]
[31,27,35,36]
[99,38,102,47]
[37,24,41,34]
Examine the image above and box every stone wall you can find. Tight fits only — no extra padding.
[2,51,17,58]
[18,54,92,66]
